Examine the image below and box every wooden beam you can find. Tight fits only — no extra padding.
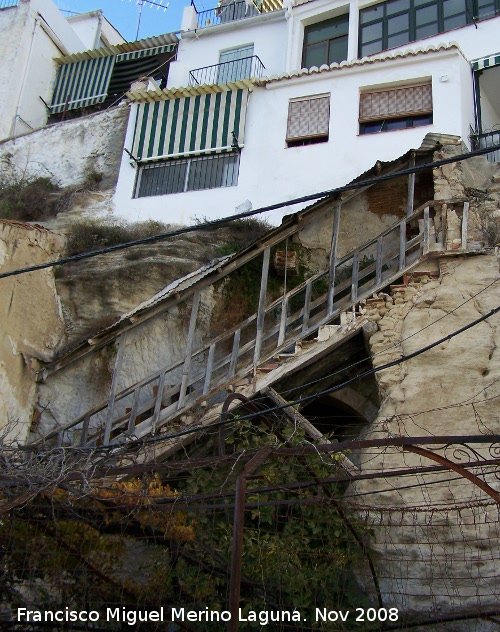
[103,333,127,446]
[253,247,271,365]
[178,291,201,409]
[327,204,341,315]
[462,201,469,250]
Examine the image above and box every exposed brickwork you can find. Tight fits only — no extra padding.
[367,176,407,217]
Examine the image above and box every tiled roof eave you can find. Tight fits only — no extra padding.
[257,42,464,86]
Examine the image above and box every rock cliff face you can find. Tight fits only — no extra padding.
[355,254,500,628]
[0,221,66,442]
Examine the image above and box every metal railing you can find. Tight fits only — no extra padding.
[189,55,265,86]
[193,0,261,28]
[470,128,500,163]
[37,199,473,450]
[0,0,18,8]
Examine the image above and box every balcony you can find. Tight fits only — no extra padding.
[191,0,281,29]
[189,55,265,86]
[470,129,500,163]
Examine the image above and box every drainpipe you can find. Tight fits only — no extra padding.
[10,14,40,138]
[93,10,103,50]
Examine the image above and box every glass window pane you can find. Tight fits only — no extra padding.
[304,41,328,67]
[416,22,439,37]
[412,114,433,126]
[413,0,433,6]
[388,13,409,33]
[385,118,408,130]
[443,13,467,28]
[304,15,349,45]
[388,31,410,47]
[361,21,383,42]
[361,40,384,56]
[386,0,409,15]
[328,35,348,63]
[477,1,495,17]
[443,0,466,16]
[415,4,438,24]
[360,5,384,23]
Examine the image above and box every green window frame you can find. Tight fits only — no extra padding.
[302,14,349,68]
[359,0,499,58]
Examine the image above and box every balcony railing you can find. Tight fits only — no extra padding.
[192,0,264,28]
[470,128,500,163]
[189,55,265,86]
[0,0,18,8]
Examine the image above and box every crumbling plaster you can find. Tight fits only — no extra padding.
[0,104,129,190]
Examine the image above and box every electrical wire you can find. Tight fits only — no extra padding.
[1,143,499,281]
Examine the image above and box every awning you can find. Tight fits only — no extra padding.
[131,88,249,161]
[49,42,177,114]
[473,53,500,71]
[50,56,116,113]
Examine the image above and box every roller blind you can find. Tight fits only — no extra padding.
[286,94,330,141]
[359,83,432,122]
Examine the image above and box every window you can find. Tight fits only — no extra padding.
[286,94,330,147]
[359,82,433,134]
[302,15,349,68]
[358,0,499,57]
[218,45,254,83]
[135,153,240,198]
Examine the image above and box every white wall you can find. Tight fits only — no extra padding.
[0,0,86,141]
[113,48,473,226]
[170,13,287,88]
[67,12,103,50]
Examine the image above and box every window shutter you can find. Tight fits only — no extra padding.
[286,95,330,141]
[359,83,432,122]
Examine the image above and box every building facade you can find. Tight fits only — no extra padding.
[109,0,500,224]
[0,0,125,142]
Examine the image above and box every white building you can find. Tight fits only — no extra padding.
[0,0,125,141]
[106,0,500,224]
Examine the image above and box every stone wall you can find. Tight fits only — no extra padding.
[355,254,500,626]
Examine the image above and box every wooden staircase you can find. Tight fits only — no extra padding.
[38,199,470,452]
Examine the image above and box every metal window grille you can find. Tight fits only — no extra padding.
[359,83,432,123]
[135,153,240,198]
[286,95,330,143]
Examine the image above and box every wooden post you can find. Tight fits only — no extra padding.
[228,329,241,378]
[253,247,270,365]
[127,387,141,434]
[375,236,383,285]
[151,371,166,434]
[80,413,91,447]
[203,343,216,395]
[406,152,415,217]
[302,281,312,333]
[423,206,430,254]
[327,204,341,315]
[103,333,127,446]
[178,291,201,409]
[278,239,288,347]
[461,201,469,250]
[227,474,246,632]
[351,251,360,302]
[398,221,406,271]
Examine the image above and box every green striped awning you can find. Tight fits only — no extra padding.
[115,44,174,62]
[49,56,115,114]
[49,44,176,114]
[473,53,500,71]
[131,88,249,161]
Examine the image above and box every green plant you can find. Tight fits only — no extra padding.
[471,206,500,246]
[0,176,67,222]
[65,219,171,255]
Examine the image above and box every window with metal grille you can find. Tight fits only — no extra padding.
[359,0,499,58]
[359,82,433,134]
[286,94,330,147]
[135,153,240,198]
